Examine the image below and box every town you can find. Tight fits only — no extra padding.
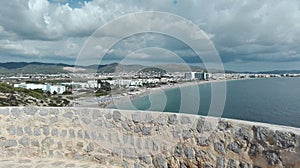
[1,70,300,107]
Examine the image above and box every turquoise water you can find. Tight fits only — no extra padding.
[115,78,300,128]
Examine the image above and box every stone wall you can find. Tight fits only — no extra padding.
[0,107,299,168]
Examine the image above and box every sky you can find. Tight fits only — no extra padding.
[0,0,300,72]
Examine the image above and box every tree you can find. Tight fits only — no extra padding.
[97,80,111,91]
[95,80,111,97]
[46,91,51,96]
[62,90,72,95]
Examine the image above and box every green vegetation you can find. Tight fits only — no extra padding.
[138,67,167,74]
[0,83,46,99]
[95,80,111,96]
[25,79,72,85]
[15,65,67,74]
[95,89,109,96]
[0,83,16,93]
[62,90,72,95]
[0,82,71,107]
[143,83,160,88]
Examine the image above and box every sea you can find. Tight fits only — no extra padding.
[113,78,300,128]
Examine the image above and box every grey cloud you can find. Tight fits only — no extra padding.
[0,0,300,71]
[0,0,139,40]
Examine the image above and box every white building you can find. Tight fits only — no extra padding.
[106,79,144,87]
[46,85,66,94]
[14,83,66,94]
[87,80,100,88]
[61,80,100,89]
[185,72,206,80]
[14,83,46,90]
[130,80,143,86]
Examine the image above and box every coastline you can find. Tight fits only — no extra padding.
[105,77,251,109]
[89,76,286,109]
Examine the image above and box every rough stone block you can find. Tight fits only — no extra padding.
[63,112,73,119]
[39,109,49,116]
[263,151,281,165]
[113,110,122,122]
[235,127,251,141]
[139,155,152,165]
[50,116,58,124]
[227,159,237,168]
[11,108,21,117]
[60,130,67,137]
[7,125,16,135]
[3,139,18,148]
[104,113,112,119]
[134,162,142,168]
[168,114,177,124]
[24,126,32,135]
[121,120,131,131]
[174,145,183,156]
[142,126,151,135]
[182,130,192,139]
[87,142,94,153]
[24,107,37,115]
[184,147,195,159]
[19,137,30,147]
[214,142,225,155]
[51,128,58,136]
[16,127,23,136]
[132,113,144,123]
[253,126,274,146]
[216,156,224,168]
[33,127,41,136]
[31,140,40,147]
[69,129,75,138]
[180,116,191,125]
[153,155,168,168]
[77,130,83,139]
[81,117,91,125]
[227,141,242,153]
[273,130,296,149]
[41,137,54,148]
[196,137,211,146]
[92,111,102,119]
[43,126,50,136]
[196,118,212,133]
[0,108,9,115]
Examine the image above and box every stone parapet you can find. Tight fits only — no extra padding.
[0,107,299,168]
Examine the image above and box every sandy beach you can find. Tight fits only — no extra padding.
[72,77,254,108]
[104,78,249,109]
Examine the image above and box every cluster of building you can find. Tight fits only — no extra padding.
[13,83,66,94]
[60,80,100,89]
[184,72,211,80]
[7,70,300,96]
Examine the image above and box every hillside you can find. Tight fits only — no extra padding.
[0,83,70,106]
[0,62,210,74]
[0,62,70,74]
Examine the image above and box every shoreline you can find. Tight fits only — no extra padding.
[82,76,288,109]
[105,77,251,108]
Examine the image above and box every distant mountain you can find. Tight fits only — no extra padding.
[96,63,208,73]
[154,64,235,73]
[154,64,206,72]
[256,70,300,74]
[0,62,232,74]
[138,67,167,74]
[0,62,72,70]
[96,63,145,73]
[0,62,74,74]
